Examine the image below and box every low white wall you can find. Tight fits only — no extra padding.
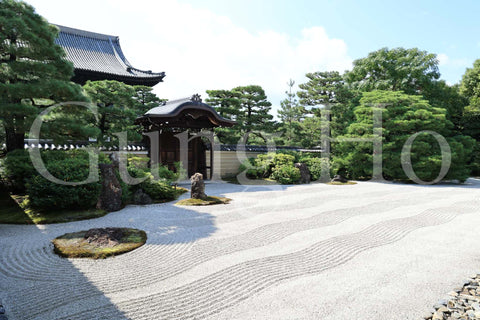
[206,150,265,178]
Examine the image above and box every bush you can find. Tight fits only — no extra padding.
[139,178,176,201]
[1,149,109,193]
[239,158,261,178]
[27,157,101,210]
[1,150,35,192]
[271,165,300,184]
[122,160,178,203]
[301,157,331,181]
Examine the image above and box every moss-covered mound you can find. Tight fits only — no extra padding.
[327,181,358,185]
[176,196,231,206]
[52,227,147,259]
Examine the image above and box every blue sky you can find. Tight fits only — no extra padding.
[181,0,479,83]
[27,0,480,114]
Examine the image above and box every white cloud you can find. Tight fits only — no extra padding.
[29,0,352,114]
[437,53,449,66]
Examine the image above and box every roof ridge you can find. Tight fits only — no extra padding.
[55,24,118,41]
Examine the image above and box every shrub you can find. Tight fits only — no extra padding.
[1,150,35,192]
[127,156,149,169]
[272,153,295,167]
[271,165,300,184]
[27,157,101,210]
[139,178,176,201]
[301,157,331,181]
[239,158,260,178]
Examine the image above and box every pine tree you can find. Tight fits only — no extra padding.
[277,79,306,146]
[232,85,275,144]
[133,85,164,115]
[205,89,242,144]
[0,0,88,152]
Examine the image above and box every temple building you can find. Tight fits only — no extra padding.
[136,94,236,179]
[54,25,165,86]
[54,25,236,179]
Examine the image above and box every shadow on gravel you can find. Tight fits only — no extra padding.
[0,224,131,320]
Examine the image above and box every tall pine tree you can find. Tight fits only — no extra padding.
[277,79,306,146]
[205,89,242,144]
[0,0,88,152]
[232,85,274,144]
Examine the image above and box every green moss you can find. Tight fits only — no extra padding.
[0,193,107,224]
[52,228,147,259]
[327,181,357,185]
[176,196,231,206]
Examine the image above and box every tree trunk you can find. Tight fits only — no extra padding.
[5,126,24,153]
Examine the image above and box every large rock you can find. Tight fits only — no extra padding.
[133,188,153,205]
[84,227,124,247]
[191,173,207,200]
[331,174,348,183]
[295,163,311,184]
[96,164,123,212]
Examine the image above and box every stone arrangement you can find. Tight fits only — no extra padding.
[331,174,348,183]
[190,173,207,200]
[424,273,480,320]
[96,164,123,212]
[133,188,153,205]
[295,163,311,184]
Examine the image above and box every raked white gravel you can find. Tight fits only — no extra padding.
[0,179,479,320]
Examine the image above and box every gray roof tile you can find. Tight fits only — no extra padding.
[54,24,165,84]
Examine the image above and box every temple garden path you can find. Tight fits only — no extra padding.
[1,180,480,320]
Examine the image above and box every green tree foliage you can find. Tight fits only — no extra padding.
[83,80,160,143]
[0,0,89,152]
[297,71,358,138]
[233,85,275,143]
[344,47,440,95]
[132,85,164,115]
[206,85,274,145]
[334,91,474,182]
[459,59,480,175]
[423,81,467,131]
[460,59,480,140]
[277,79,307,146]
[205,89,242,144]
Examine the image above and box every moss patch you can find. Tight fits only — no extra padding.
[173,186,189,197]
[327,181,358,185]
[0,192,107,225]
[52,228,147,259]
[176,196,231,206]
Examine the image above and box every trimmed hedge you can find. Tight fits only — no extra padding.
[26,150,109,210]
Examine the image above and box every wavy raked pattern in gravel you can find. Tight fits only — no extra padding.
[0,181,479,320]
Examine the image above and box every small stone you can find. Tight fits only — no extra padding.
[452,312,462,319]
[438,306,450,313]
[432,311,444,320]
[449,291,460,297]
[466,310,475,319]
[0,306,4,314]
[438,299,449,306]
[463,279,473,286]
[133,188,153,205]
[471,303,480,311]
[448,300,457,308]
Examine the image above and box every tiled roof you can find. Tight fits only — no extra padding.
[138,94,236,127]
[54,25,165,86]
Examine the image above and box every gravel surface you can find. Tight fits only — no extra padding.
[0,179,479,320]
